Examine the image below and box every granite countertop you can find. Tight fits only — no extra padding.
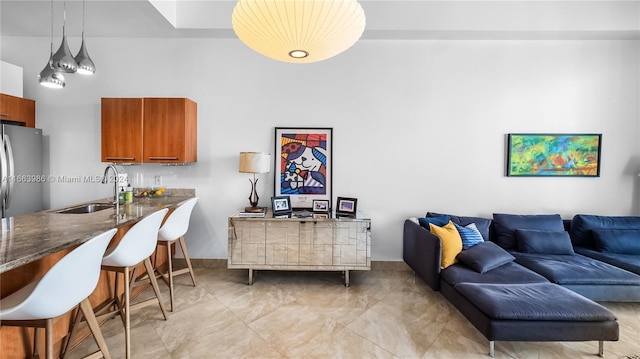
[0,188,195,273]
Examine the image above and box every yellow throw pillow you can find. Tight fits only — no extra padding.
[430,221,463,269]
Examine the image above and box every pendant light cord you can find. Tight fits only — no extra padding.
[49,0,54,55]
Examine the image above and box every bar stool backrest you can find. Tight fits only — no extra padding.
[102,208,169,268]
[0,228,118,320]
[158,197,198,241]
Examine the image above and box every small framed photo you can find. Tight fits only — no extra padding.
[336,197,357,216]
[312,199,330,213]
[271,196,292,216]
[313,213,329,219]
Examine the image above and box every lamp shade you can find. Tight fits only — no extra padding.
[232,0,366,63]
[239,152,271,173]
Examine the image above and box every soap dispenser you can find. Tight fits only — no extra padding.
[125,184,133,204]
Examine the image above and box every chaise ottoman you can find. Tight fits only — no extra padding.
[452,282,619,357]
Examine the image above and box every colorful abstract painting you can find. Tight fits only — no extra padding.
[274,128,332,208]
[507,134,601,177]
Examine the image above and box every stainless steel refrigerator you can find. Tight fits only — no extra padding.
[1,123,44,218]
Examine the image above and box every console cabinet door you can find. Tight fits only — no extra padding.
[230,221,266,265]
[101,98,144,163]
[143,98,197,163]
[0,93,35,128]
[333,221,370,267]
[266,221,300,265]
[299,221,333,265]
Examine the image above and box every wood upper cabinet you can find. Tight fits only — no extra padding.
[143,98,197,163]
[0,93,36,128]
[101,98,144,163]
[101,97,197,164]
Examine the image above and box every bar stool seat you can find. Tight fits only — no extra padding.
[155,197,198,312]
[0,228,118,359]
[98,208,169,359]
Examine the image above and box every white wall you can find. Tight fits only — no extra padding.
[1,36,639,261]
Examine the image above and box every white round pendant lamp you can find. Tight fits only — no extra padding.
[232,0,366,64]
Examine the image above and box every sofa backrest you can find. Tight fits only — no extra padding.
[426,212,492,242]
[570,214,640,248]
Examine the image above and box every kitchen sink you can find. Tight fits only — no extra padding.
[56,203,114,214]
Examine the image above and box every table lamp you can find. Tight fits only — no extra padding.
[238,152,271,212]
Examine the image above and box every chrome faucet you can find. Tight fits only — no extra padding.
[102,165,120,204]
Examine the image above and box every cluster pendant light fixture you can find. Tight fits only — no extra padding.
[232,0,366,64]
[38,0,95,89]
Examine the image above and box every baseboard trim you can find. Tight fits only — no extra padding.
[175,258,411,271]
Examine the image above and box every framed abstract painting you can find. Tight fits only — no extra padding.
[274,127,333,209]
[506,133,602,177]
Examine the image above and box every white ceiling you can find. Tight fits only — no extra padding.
[1,0,639,40]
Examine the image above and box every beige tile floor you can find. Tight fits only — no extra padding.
[67,266,640,359]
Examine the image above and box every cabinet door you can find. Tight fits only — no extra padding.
[299,221,333,265]
[266,221,300,265]
[0,93,36,128]
[143,98,197,163]
[101,98,143,163]
[230,220,266,265]
[333,221,370,267]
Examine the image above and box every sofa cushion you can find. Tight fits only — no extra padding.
[418,215,450,229]
[516,229,575,255]
[592,229,640,254]
[441,261,549,286]
[427,212,491,241]
[574,247,640,275]
[492,213,565,250]
[570,214,640,248]
[453,223,484,249]
[513,252,640,285]
[454,282,617,321]
[429,221,463,269]
[456,241,515,273]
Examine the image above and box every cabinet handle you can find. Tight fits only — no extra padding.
[148,156,179,160]
[106,157,135,161]
[0,113,9,117]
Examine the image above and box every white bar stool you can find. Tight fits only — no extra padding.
[98,208,169,359]
[155,197,199,311]
[0,228,118,359]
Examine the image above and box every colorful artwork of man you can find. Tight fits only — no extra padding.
[279,133,328,195]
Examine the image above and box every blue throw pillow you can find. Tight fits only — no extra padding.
[492,213,565,250]
[456,241,515,273]
[515,229,575,255]
[453,222,484,249]
[418,215,450,229]
[592,229,640,254]
[427,212,491,241]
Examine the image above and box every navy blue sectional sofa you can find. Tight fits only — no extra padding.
[402,212,640,357]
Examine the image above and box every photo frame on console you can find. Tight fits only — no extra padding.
[506,133,602,177]
[274,127,333,209]
[336,197,357,217]
[271,195,292,216]
[312,199,330,213]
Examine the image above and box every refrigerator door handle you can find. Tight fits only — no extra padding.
[0,134,7,215]
[5,134,14,209]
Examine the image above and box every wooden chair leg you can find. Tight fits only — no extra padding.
[123,267,131,359]
[178,236,197,287]
[80,298,112,359]
[144,258,168,320]
[45,318,54,359]
[34,326,41,359]
[166,240,175,312]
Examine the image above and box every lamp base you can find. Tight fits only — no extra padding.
[244,206,265,213]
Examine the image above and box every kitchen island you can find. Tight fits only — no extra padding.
[0,188,196,358]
